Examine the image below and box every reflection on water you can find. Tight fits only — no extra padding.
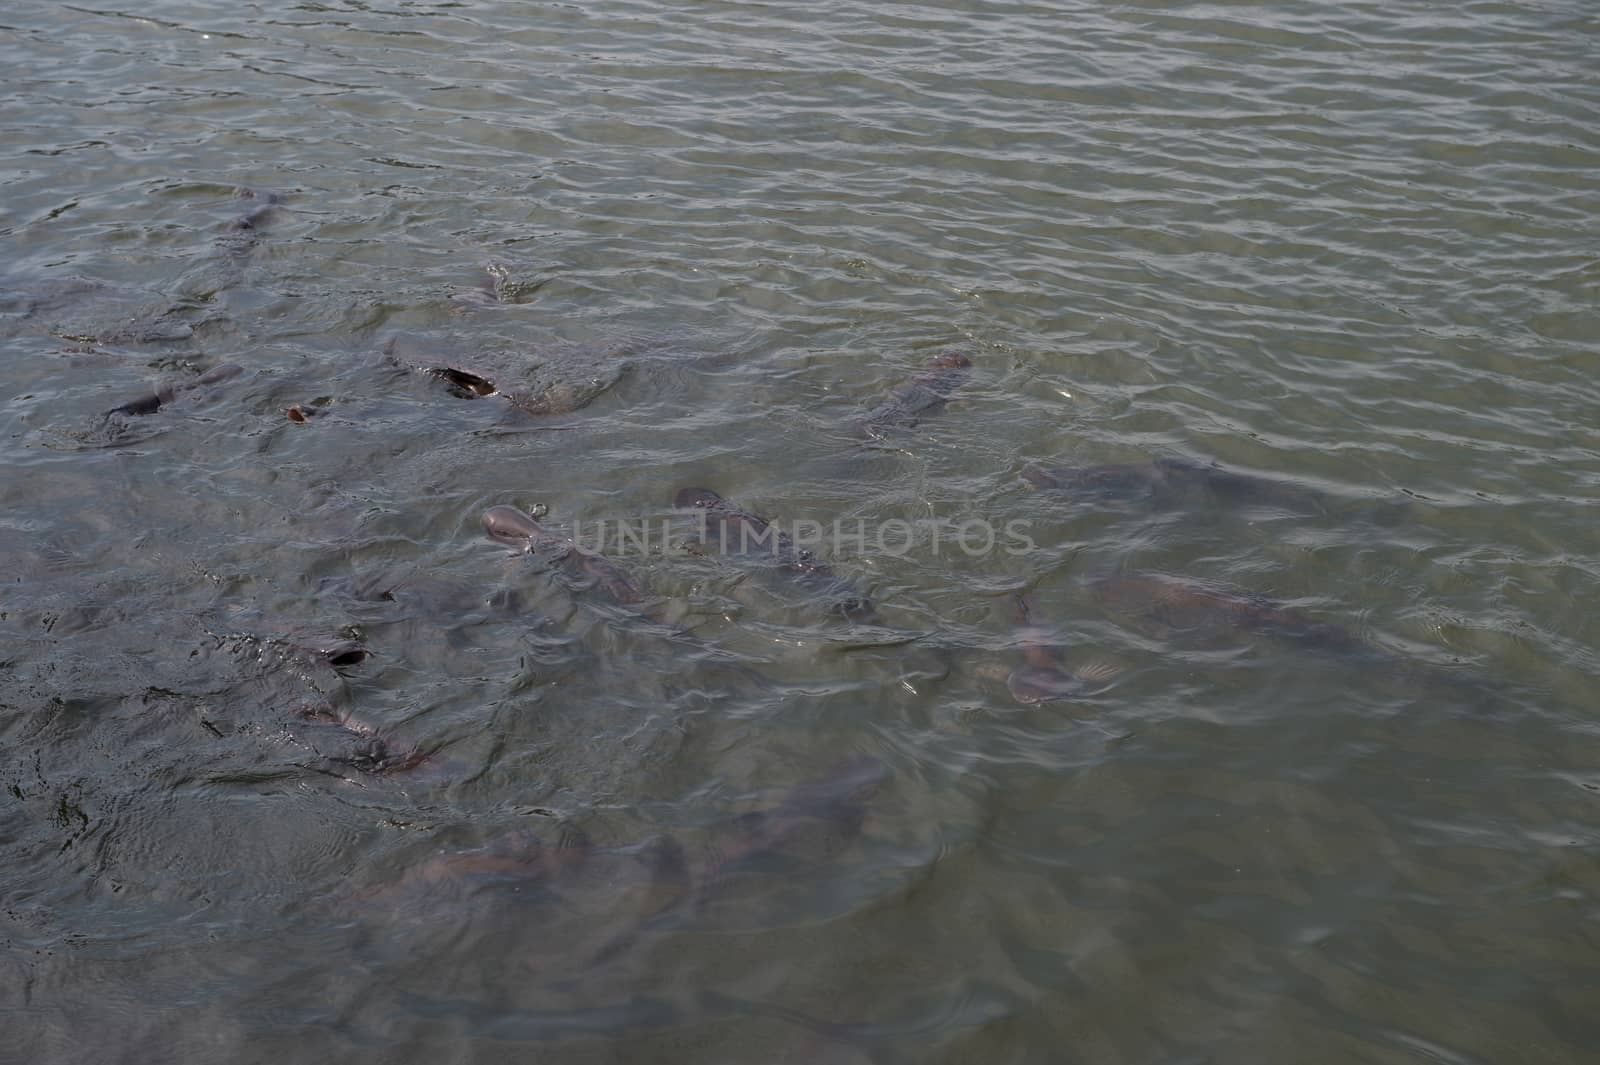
[3,0,1598,1061]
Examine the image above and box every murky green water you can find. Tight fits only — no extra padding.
[3,1,1598,1061]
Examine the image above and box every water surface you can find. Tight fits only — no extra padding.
[3,1,1598,1062]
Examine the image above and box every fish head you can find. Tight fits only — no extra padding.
[1006,665,1088,704]
[1022,463,1161,503]
[313,639,369,670]
[673,487,724,510]
[428,366,497,398]
[832,596,881,625]
[482,505,544,546]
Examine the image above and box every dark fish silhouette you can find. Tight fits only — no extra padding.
[205,617,436,774]
[221,188,284,235]
[592,756,888,960]
[345,826,600,916]
[281,632,385,747]
[861,351,972,438]
[1093,572,1518,709]
[1023,456,1331,514]
[388,335,636,416]
[673,488,878,622]
[483,505,650,609]
[349,756,886,939]
[6,191,285,349]
[101,189,287,345]
[484,506,775,694]
[302,715,433,775]
[1002,594,1119,705]
[427,366,497,398]
[701,755,888,881]
[102,362,244,418]
[1093,572,1370,655]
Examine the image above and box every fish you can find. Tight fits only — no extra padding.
[104,189,287,345]
[7,192,285,350]
[861,351,972,439]
[706,755,889,876]
[1092,572,1370,656]
[233,623,435,767]
[300,713,434,775]
[204,616,439,775]
[672,488,878,622]
[1093,572,1521,709]
[680,756,890,912]
[592,756,888,960]
[426,366,497,398]
[1002,594,1120,704]
[221,188,284,236]
[352,757,885,933]
[1022,456,1330,514]
[101,362,244,418]
[483,505,650,609]
[388,335,635,416]
[485,505,779,695]
[345,826,599,916]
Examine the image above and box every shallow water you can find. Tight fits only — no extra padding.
[3,1,1598,1061]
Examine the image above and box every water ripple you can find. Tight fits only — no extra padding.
[3,0,1598,1060]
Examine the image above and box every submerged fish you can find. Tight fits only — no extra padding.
[484,505,776,695]
[207,619,435,774]
[221,188,284,236]
[351,756,886,937]
[96,188,287,346]
[673,488,878,622]
[346,826,600,916]
[6,192,284,349]
[1001,594,1119,705]
[282,636,384,750]
[1093,572,1369,656]
[483,505,650,610]
[706,755,889,876]
[391,335,635,416]
[102,362,244,418]
[1023,456,1331,514]
[593,756,888,958]
[1094,572,1518,708]
[677,756,890,918]
[861,351,972,439]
